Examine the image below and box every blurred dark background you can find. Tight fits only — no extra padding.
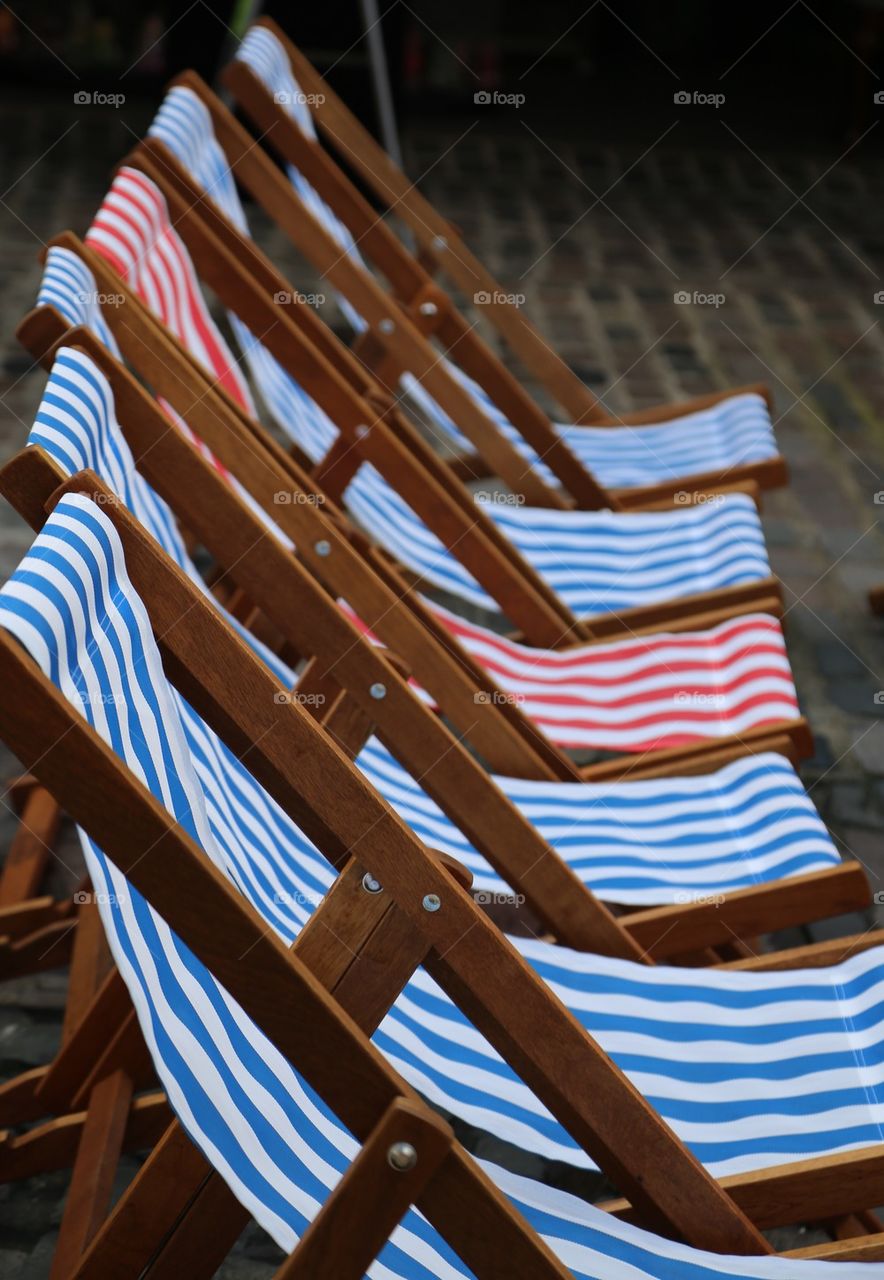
[3,0,884,147]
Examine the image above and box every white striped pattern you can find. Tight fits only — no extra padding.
[5,380,878,1180]
[345,596,801,751]
[0,497,876,1279]
[139,86,776,618]
[355,736,838,906]
[403,363,780,492]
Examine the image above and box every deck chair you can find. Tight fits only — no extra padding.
[224,18,790,504]
[3,342,865,970]
[106,106,789,635]
[22,242,813,775]
[82,145,786,644]
[3,488,884,1272]
[870,586,884,615]
[220,26,788,509]
[215,34,783,510]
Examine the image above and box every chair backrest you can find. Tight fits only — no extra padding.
[0,464,776,1253]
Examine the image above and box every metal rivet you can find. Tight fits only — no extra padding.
[432,235,447,251]
[378,317,395,334]
[422,893,441,913]
[418,300,438,317]
[362,872,383,894]
[387,1141,418,1171]
[314,539,331,557]
[355,424,369,439]
[369,682,387,700]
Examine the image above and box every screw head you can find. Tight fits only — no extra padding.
[418,300,438,317]
[387,1141,418,1171]
[369,682,387,700]
[314,539,331,557]
[432,235,447,251]
[422,893,441,913]
[378,317,395,335]
[355,424,369,439]
[362,872,383,894]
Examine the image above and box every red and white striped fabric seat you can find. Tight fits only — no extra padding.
[344,599,800,752]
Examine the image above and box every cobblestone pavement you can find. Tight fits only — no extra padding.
[0,98,883,1273]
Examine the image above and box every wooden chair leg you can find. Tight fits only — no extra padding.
[0,1092,170,1183]
[61,897,113,1045]
[50,1069,133,1278]
[869,585,884,615]
[0,784,62,905]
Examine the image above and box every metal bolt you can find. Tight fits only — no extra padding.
[369,682,387,700]
[418,300,438,317]
[314,539,331,557]
[432,235,447,251]
[422,893,441,913]
[362,873,383,894]
[378,318,395,335]
[387,1141,418,1172]
[355,424,369,439]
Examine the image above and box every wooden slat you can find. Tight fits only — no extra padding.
[49,1070,134,1276]
[276,1098,452,1280]
[0,1092,170,1183]
[622,864,869,957]
[0,786,61,904]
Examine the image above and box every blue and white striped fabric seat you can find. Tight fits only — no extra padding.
[403,363,779,491]
[0,496,876,1279]
[236,25,782,495]
[12,357,884,1181]
[355,737,839,907]
[145,87,774,617]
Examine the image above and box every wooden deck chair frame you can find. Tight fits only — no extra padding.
[109,141,788,645]
[225,18,787,492]
[0,465,783,1262]
[2,474,884,1272]
[216,54,788,507]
